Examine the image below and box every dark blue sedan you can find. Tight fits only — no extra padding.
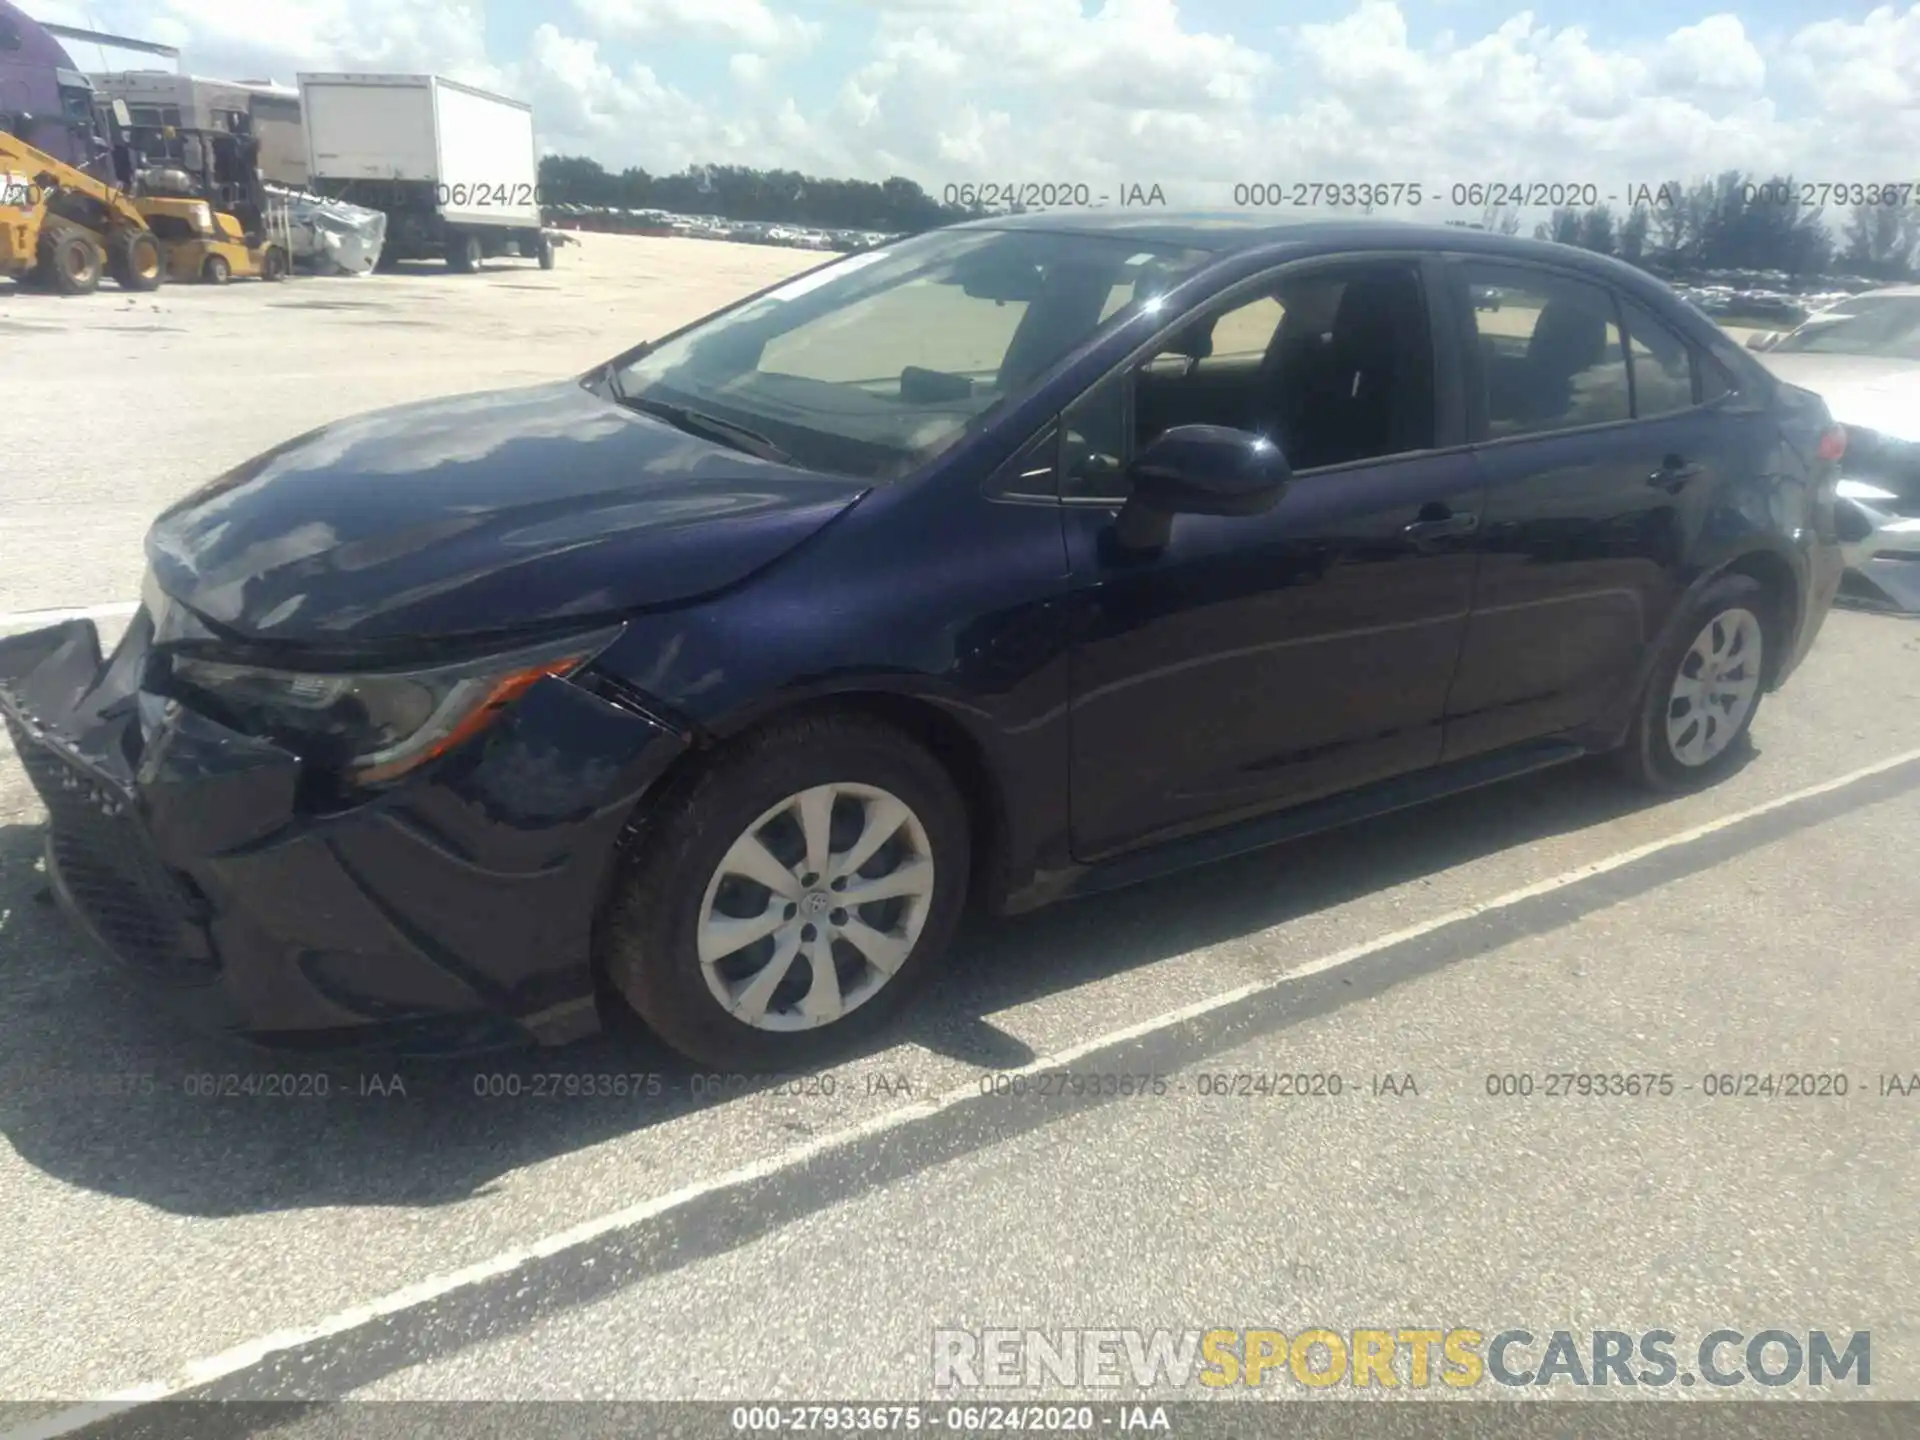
[0,213,1846,1068]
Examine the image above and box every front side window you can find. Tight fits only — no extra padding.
[1463,264,1630,438]
[58,85,93,125]
[1618,296,1697,418]
[613,228,1211,481]
[1061,260,1436,500]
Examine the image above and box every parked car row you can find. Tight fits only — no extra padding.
[1673,278,1873,326]
[542,203,897,253]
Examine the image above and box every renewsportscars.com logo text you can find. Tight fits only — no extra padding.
[932,1328,1871,1390]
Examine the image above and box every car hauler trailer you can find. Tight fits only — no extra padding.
[0,0,103,170]
[295,72,551,272]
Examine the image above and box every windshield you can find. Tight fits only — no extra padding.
[613,227,1214,480]
[1771,295,1920,359]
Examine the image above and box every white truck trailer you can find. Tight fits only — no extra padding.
[294,72,551,272]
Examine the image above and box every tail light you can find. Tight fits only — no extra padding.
[1817,426,1847,464]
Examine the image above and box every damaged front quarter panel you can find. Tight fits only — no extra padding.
[0,611,695,1048]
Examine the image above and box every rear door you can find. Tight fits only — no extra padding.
[1440,260,1732,759]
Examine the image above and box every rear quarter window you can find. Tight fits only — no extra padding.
[1617,296,1698,417]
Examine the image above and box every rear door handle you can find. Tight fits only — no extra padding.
[1649,458,1703,492]
[1404,510,1480,545]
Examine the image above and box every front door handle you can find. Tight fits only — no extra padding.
[1404,509,1480,545]
[1649,457,1704,492]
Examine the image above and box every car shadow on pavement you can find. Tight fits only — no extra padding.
[0,750,1737,1217]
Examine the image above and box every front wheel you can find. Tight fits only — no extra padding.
[601,714,970,1070]
[1615,574,1773,791]
[110,230,165,291]
[448,232,483,273]
[201,253,231,284]
[39,224,103,294]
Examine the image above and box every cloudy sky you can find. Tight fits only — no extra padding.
[30,0,1920,206]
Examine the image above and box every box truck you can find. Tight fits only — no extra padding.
[295,72,551,272]
[91,72,308,187]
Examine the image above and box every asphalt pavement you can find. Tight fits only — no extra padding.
[0,239,1915,1435]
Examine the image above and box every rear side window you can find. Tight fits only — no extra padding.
[1618,297,1697,417]
[1462,264,1631,438]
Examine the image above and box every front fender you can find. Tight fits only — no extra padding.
[589,582,1087,912]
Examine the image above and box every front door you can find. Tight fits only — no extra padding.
[1063,257,1486,862]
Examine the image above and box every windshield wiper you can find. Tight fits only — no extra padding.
[616,394,793,464]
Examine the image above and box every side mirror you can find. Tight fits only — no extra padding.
[1747,331,1779,351]
[1114,424,1291,551]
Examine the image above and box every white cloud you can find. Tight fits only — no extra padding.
[44,0,500,90]
[1777,3,1920,141]
[572,0,821,55]
[1653,15,1766,97]
[33,0,1920,205]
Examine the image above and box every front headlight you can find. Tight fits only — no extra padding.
[169,626,622,786]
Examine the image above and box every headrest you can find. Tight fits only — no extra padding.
[1527,301,1609,376]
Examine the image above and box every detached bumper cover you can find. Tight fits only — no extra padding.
[1836,496,1920,614]
[0,614,690,1050]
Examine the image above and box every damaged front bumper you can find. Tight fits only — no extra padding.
[0,611,690,1052]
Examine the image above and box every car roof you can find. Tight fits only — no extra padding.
[945,208,1636,274]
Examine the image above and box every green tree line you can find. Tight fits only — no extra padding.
[538,157,977,232]
[1481,171,1920,282]
[542,157,1920,282]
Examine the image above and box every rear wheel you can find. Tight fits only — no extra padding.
[38,225,103,295]
[535,231,555,269]
[601,713,970,1070]
[109,230,165,291]
[201,253,231,284]
[1615,573,1773,791]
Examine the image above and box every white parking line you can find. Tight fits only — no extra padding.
[0,601,139,633]
[9,743,1920,1436]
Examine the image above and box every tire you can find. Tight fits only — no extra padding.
[109,230,164,291]
[1614,573,1775,792]
[262,246,288,282]
[38,224,103,295]
[536,231,555,269]
[601,712,971,1070]
[448,232,482,273]
[201,253,231,284]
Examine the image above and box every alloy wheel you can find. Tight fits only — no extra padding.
[696,782,935,1031]
[1666,607,1763,767]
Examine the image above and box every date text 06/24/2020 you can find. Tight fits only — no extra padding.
[936,180,1920,211]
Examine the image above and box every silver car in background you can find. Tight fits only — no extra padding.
[1750,287,1920,613]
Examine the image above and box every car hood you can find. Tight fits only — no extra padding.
[1757,353,1920,442]
[145,380,870,646]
